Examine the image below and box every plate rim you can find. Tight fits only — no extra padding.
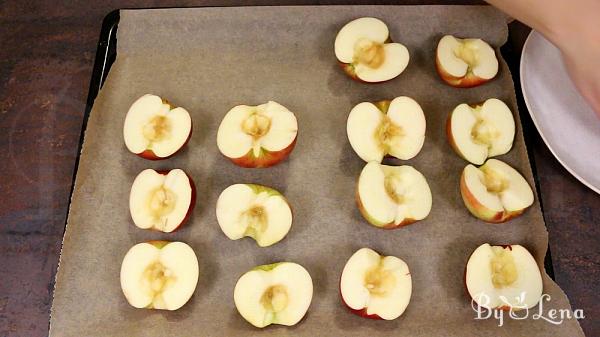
[519,30,600,195]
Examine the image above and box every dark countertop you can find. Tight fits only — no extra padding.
[0,1,597,336]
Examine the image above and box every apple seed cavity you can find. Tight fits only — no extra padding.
[242,205,268,237]
[143,115,171,142]
[384,173,407,204]
[242,113,272,139]
[454,41,479,71]
[374,116,404,154]
[142,261,176,308]
[149,187,177,219]
[354,38,385,69]
[481,166,509,194]
[469,105,501,146]
[364,263,396,297]
[260,285,289,312]
[490,246,518,288]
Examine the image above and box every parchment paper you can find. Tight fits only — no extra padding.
[50,6,585,337]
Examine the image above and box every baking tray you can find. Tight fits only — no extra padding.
[50,6,582,336]
[77,8,554,281]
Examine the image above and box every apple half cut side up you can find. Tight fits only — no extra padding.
[436,35,498,88]
[340,248,412,320]
[123,94,192,160]
[466,243,543,310]
[356,162,432,229]
[216,184,292,247]
[217,101,298,168]
[129,169,196,233]
[334,17,409,83]
[234,262,313,328]
[120,241,199,310]
[447,98,515,165]
[347,97,426,162]
[460,159,534,223]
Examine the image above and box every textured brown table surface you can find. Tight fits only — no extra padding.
[0,1,597,337]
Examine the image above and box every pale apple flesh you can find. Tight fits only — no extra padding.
[334,17,409,83]
[466,243,543,310]
[120,241,199,310]
[460,159,534,223]
[347,97,426,162]
[436,35,498,88]
[216,184,292,247]
[340,248,412,320]
[447,98,515,165]
[129,169,195,232]
[357,162,432,228]
[123,94,192,160]
[234,262,313,328]
[217,101,298,168]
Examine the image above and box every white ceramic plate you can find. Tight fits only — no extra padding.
[520,30,600,194]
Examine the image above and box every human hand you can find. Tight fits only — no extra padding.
[486,0,600,117]
[558,33,600,117]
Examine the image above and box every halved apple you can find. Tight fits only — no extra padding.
[129,169,196,233]
[123,94,192,160]
[447,98,515,165]
[234,262,313,328]
[466,243,543,310]
[340,248,411,320]
[357,162,432,229]
[334,17,409,83]
[217,101,298,168]
[120,241,199,310]
[436,35,498,88]
[460,159,534,223]
[216,184,292,247]
[347,97,426,162]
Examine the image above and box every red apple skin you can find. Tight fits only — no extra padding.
[460,172,529,223]
[446,102,489,162]
[136,124,193,160]
[435,54,492,88]
[145,170,196,233]
[228,137,297,168]
[345,303,385,320]
[355,187,417,229]
[459,171,505,223]
[339,62,368,83]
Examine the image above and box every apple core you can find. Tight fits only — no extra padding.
[490,246,518,289]
[143,115,171,142]
[453,41,480,70]
[142,261,175,308]
[354,38,385,68]
[374,116,404,154]
[482,166,509,194]
[471,119,501,146]
[242,113,271,139]
[364,265,396,297]
[260,285,289,312]
[468,105,502,147]
[383,174,406,204]
[242,205,268,235]
[148,187,177,217]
